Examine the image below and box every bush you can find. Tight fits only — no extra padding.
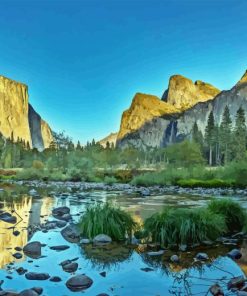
[104,176,117,185]
[144,207,226,246]
[78,203,137,241]
[16,168,46,180]
[32,160,45,170]
[207,198,246,232]
[177,178,234,188]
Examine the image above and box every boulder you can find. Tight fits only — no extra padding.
[25,272,50,281]
[170,255,179,263]
[50,276,62,282]
[49,245,70,251]
[62,262,78,273]
[23,242,42,259]
[196,253,209,261]
[0,212,17,224]
[19,290,39,296]
[227,249,242,260]
[61,224,80,243]
[52,206,70,220]
[66,274,93,291]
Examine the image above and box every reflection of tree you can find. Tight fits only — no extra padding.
[81,242,134,270]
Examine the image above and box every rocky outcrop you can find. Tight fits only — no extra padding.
[99,132,118,148]
[0,75,53,149]
[162,75,220,109]
[117,71,247,150]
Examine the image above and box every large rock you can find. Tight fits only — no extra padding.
[0,212,17,224]
[61,224,80,243]
[66,274,93,292]
[25,272,50,281]
[52,206,71,221]
[23,241,42,259]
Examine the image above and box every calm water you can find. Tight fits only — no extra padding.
[0,183,246,295]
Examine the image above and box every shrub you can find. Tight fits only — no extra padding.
[144,207,226,246]
[177,178,233,188]
[78,203,137,241]
[207,198,246,232]
[32,160,45,170]
[16,168,46,180]
[104,176,117,185]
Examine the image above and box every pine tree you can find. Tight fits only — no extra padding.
[233,107,247,161]
[192,121,203,148]
[219,105,232,164]
[76,141,81,150]
[205,111,216,166]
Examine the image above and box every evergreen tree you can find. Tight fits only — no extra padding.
[192,121,203,149]
[76,141,81,150]
[219,105,232,164]
[233,107,247,161]
[205,111,216,166]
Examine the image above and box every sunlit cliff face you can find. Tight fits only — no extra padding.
[0,195,53,268]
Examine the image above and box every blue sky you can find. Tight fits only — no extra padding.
[0,0,246,143]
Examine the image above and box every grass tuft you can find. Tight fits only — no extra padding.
[78,203,137,241]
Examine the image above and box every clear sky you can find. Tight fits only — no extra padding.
[0,0,246,143]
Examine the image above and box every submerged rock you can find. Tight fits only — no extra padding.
[147,250,165,256]
[61,224,80,243]
[66,274,93,291]
[227,249,242,260]
[49,245,70,251]
[227,276,245,290]
[62,262,78,273]
[195,253,209,261]
[23,242,42,259]
[209,284,224,296]
[25,272,50,281]
[52,206,71,221]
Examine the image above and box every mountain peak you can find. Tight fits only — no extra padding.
[162,74,220,110]
[237,70,247,85]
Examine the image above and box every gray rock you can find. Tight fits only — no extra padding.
[61,224,80,243]
[12,252,22,259]
[62,262,78,273]
[80,238,90,244]
[49,245,70,251]
[50,276,62,282]
[23,242,42,259]
[52,206,70,218]
[196,253,209,261]
[25,272,50,280]
[19,290,39,296]
[227,249,242,260]
[147,250,165,256]
[66,274,93,291]
[93,234,112,244]
[170,255,179,263]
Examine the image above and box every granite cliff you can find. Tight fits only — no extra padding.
[0,75,53,150]
[117,72,247,150]
[99,132,118,148]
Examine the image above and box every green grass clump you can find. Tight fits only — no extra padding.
[78,203,137,241]
[144,207,226,246]
[104,176,117,185]
[207,198,246,232]
[177,178,233,188]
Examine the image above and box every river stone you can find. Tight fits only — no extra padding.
[147,250,165,256]
[49,245,70,251]
[25,272,50,280]
[12,252,22,259]
[96,294,110,296]
[0,212,17,224]
[170,255,179,263]
[23,242,42,259]
[66,274,93,291]
[93,234,112,244]
[50,276,62,282]
[80,238,90,244]
[52,206,70,218]
[61,224,80,243]
[56,220,67,228]
[19,290,39,296]
[62,262,78,273]
[195,253,209,261]
[227,249,242,260]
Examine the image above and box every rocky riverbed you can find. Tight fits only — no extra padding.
[0,181,247,295]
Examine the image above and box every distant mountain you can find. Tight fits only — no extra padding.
[116,71,247,149]
[99,132,118,148]
[0,75,53,150]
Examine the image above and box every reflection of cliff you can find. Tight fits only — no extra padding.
[0,197,32,268]
[238,241,247,275]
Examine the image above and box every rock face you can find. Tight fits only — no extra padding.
[162,75,220,110]
[0,75,53,150]
[117,71,247,149]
